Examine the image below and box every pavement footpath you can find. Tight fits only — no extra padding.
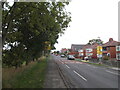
[43,56,66,88]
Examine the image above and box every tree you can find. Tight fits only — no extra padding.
[87,38,103,45]
[2,2,71,67]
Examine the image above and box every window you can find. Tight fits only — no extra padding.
[86,48,92,52]
[103,47,107,51]
[86,53,93,56]
[116,46,120,51]
[116,53,120,60]
[78,50,83,52]
[79,53,83,56]
[107,47,110,50]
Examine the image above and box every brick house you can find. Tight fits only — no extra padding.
[84,45,93,58]
[82,43,99,59]
[71,44,85,58]
[70,38,120,60]
[102,38,119,59]
[91,43,99,59]
[78,49,84,59]
[78,45,92,59]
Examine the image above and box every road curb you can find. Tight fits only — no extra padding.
[107,67,120,71]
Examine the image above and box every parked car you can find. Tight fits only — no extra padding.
[61,54,65,58]
[67,55,75,60]
[84,56,89,60]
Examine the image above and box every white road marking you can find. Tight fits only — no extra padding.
[106,70,119,75]
[61,62,64,64]
[65,64,70,68]
[73,70,87,81]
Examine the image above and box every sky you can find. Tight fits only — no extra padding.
[54,0,120,51]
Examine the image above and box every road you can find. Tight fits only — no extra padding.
[52,55,119,88]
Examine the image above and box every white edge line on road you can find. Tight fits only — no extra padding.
[73,70,87,81]
[106,70,119,76]
[65,64,70,69]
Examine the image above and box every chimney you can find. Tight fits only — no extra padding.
[109,38,113,42]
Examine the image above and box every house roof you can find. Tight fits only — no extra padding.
[71,44,85,51]
[82,43,101,49]
[82,45,92,49]
[102,38,120,47]
[90,43,99,49]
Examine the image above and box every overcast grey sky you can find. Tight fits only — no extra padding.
[54,0,120,51]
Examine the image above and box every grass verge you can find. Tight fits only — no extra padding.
[2,56,48,88]
[76,59,109,67]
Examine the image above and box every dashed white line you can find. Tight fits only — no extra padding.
[73,70,87,81]
[65,64,70,68]
[106,70,119,75]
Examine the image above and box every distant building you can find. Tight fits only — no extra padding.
[71,44,85,58]
[71,44,85,52]
[61,48,68,54]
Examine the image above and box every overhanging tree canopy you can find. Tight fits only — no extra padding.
[2,2,71,67]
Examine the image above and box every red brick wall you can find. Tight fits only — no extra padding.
[92,49,97,59]
[110,47,116,58]
[117,51,120,53]
[83,50,86,57]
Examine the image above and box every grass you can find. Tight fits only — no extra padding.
[86,62,104,66]
[2,56,48,88]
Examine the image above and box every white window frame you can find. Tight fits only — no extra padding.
[86,53,93,56]
[116,53,120,60]
[78,49,83,52]
[116,46,120,51]
[86,48,93,52]
[79,53,84,56]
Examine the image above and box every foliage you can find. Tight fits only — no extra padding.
[3,57,48,88]
[87,38,103,45]
[103,55,109,60]
[2,2,71,67]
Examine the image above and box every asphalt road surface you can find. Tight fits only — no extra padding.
[52,55,119,88]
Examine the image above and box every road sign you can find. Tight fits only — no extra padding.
[44,41,51,50]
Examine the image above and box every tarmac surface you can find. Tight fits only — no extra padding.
[44,55,119,89]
